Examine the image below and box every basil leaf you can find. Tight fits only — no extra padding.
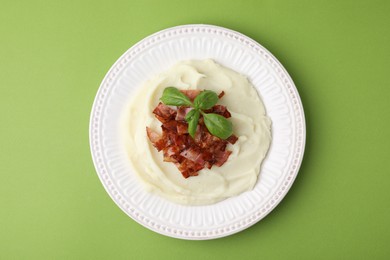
[202,113,233,140]
[160,87,193,107]
[185,109,200,138]
[194,90,218,110]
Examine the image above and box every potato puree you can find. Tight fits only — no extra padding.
[122,59,271,205]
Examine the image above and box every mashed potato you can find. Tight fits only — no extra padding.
[122,59,271,205]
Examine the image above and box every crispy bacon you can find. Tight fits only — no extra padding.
[205,105,231,118]
[146,127,160,143]
[227,134,238,144]
[180,147,205,165]
[175,107,192,121]
[214,150,232,167]
[176,122,188,135]
[180,90,200,101]
[163,146,180,163]
[162,120,177,131]
[146,91,237,178]
[153,103,177,123]
[146,127,165,151]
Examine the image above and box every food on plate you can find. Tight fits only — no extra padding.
[146,87,238,178]
[122,59,271,205]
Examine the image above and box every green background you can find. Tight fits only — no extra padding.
[1,0,389,259]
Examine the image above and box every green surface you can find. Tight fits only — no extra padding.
[1,0,390,259]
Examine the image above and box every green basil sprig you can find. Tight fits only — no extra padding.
[202,112,233,140]
[160,87,233,139]
[160,87,192,107]
[185,109,200,137]
[193,90,219,110]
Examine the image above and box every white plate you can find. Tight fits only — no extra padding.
[90,24,305,240]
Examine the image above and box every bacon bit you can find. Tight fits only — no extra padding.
[162,120,177,131]
[146,91,237,178]
[176,122,188,135]
[163,146,180,163]
[205,105,231,118]
[146,127,160,143]
[180,90,200,101]
[214,150,232,167]
[175,160,202,178]
[180,147,205,165]
[218,91,225,99]
[153,103,177,123]
[175,107,192,121]
[227,134,238,144]
[146,127,165,151]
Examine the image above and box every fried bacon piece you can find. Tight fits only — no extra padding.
[180,90,200,101]
[146,91,237,178]
[175,107,193,121]
[153,103,176,123]
[204,105,231,118]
